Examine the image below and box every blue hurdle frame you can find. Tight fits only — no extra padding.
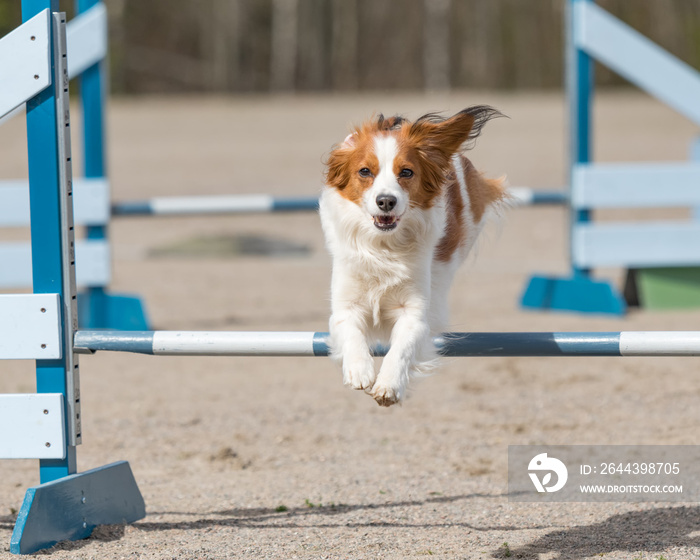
[72,0,149,331]
[521,0,625,315]
[521,0,700,315]
[9,2,145,554]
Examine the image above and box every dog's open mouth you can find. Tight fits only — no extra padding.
[373,214,399,231]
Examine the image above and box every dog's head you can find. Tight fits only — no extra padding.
[324,106,501,233]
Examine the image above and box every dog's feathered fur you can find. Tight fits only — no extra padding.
[320,107,505,406]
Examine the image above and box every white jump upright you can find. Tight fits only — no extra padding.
[0,3,144,555]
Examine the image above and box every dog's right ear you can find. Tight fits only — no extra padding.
[325,140,353,190]
[342,132,357,148]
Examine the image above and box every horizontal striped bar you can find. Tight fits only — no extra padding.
[508,187,567,206]
[72,330,700,357]
[572,162,700,209]
[111,188,563,217]
[573,221,700,268]
[111,195,319,216]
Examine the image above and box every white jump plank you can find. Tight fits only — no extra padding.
[0,239,111,288]
[575,2,700,126]
[0,394,65,459]
[66,2,107,79]
[73,178,111,225]
[0,294,61,360]
[572,162,700,209]
[573,221,700,268]
[0,4,108,123]
[0,178,110,227]
[0,10,52,119]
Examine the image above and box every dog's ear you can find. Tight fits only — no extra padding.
[324,130,359,189]
[410,105,503,158]
[406,106,502,194]
[341,133,357,148]
[325,144,352,190]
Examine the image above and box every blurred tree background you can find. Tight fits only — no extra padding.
[2,0,699,94]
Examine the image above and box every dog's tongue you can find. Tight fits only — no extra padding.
[375,215,396,225]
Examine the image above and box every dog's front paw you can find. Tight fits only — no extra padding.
[342,353,376,391]
[370,382,403,407]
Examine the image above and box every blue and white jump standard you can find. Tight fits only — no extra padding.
[0,0,149,331]
[521,0,700,315]
[73,0,150,331]
[0,2,144,555]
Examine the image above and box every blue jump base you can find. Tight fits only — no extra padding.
[11,461,145,555]
[78,291,149,330]
[521,275,627,316]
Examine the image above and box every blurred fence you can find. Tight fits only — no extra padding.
[1,0,699,93]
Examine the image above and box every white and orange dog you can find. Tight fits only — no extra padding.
[319,106,505,406]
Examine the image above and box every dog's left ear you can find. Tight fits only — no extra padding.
[411,105,503,157]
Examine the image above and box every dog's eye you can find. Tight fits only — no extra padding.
[399,168,414,178]
[359,168,372,178]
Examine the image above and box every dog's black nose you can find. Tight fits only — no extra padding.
[376,195,397,212]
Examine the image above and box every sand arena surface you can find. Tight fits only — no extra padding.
[1,91,700,559]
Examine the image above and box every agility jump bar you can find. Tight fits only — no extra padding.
[111,195,320,216]
[73,330,700,357]
[111,189,567,217]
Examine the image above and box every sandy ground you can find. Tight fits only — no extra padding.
[1,91,700,559]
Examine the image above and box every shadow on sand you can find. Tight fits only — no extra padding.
[7,496,698,557]
[492,505,700,559]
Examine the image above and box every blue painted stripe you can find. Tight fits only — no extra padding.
[312,332,329,356]
[531,191,568,205]
[436,332,621,357]
[110,201,153,216]
[271,196,319,212]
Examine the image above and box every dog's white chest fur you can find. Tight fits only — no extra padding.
[320,187,445,331]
